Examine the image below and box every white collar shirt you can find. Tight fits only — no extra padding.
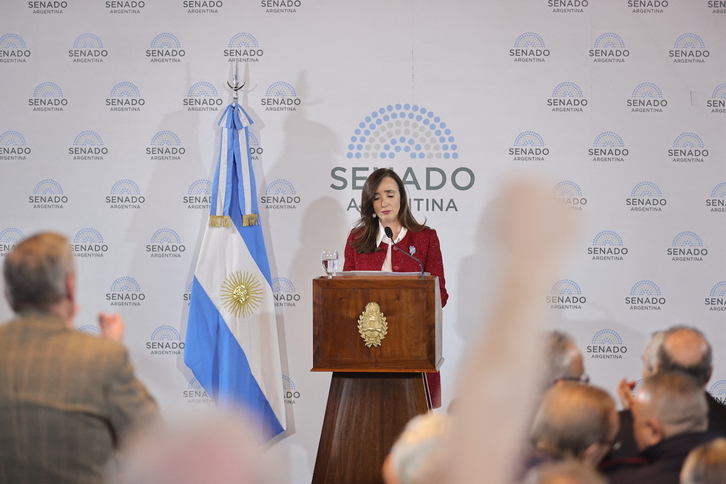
[376,222,407,272]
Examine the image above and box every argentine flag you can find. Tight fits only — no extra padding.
[185,103,285,441]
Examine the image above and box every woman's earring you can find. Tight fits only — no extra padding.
[372,213,377,218]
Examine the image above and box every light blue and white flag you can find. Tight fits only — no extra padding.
[185,102,285,441]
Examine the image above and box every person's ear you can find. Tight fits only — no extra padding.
[644,418,665,447]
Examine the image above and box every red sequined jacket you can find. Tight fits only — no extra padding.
[343,227,449,307]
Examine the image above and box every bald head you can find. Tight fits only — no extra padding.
[658,326,712,387]
[544,331,584,388]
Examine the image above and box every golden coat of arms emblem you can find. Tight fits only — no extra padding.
[357,302,388,348]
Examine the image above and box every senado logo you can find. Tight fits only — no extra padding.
[106,82,145,112]
[546,279,586,310]
[0,131,31,160]
[183,0,223,14]
[587,329,627,360]
[147,33,185,63]
[552,181,587,211]
[69,33,107,63]
[146,325,184,355]
[668,231,708,262]
[331,103,474,213]
[262,81,300,112]
[670,33,709,64]
[589,131,628,162]
[706,182,726,212]
[627,181,666,212]
[30,179,67,209]
[669,132,707,163]
[0,33,31,63]
[224,32,262,63]
[184,81,223,112]
[78,325,101,336]
[29,82,67,112]
[184,377,213,404]
[147,130,185,160]
[71,228,109,258]
[707,83,726,113]
[262,180,299,210]
[0,228,25,257]
[548,0,588,13]
[262,0,301,14]
[183,280,192,304]
[106,179,145,209]
[626,280,665,310]
[249,132,263,159]
[588,230,628,261]
[510,131,548,161]
[590,32,629,63]
[147,228,185,258]
[627,82,667,113]
[273,277,300,307]
[106,1,145,14]
[705,282,726,312]
[106,276,145,307]
[184,179,212,210]
[548,82,588,112]
[628,0,668,14]
[29,1,67,14]
[510,32,549,62]
[709,380,726,404]
[283,375,301,404]
[69,130,107,160]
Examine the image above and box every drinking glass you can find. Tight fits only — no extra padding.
[321,250,339,278]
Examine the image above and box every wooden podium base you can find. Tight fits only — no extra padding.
[312,372,431,484]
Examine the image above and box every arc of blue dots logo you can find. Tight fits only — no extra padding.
[347,104,458,161]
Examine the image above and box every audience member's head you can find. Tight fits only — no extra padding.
[641,330,666,379]
[3,232,75,315]
[529,382,618,467]
[631,372,708,452]
[658,326,713,387]
[122,410,268,484]
[383,412,449,484]
[543,331,585,388]
[680,438,726,484]
[522,459,608,484]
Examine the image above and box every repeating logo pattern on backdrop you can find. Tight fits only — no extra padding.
[548,82,588,112]
[628,0,668,14]
[589,33,629,63]
[146,325,184,355]
[669,33,709,64]
[0,131,31,160]
[30,179,66,209]
[224,33,262,63]
[147,131,185,160]
[273,277,300,307]
[628,82,667,113]
[627,181,666,212]
[262,81,300,112]
[70,130,107,160]
[332,104,474,213]
[511,131,549,162]
[0,228,25,257]
[283,375,301,404]
[708,83,726,113]
[184,179,212,210]
[184,377,213,404]
[669,132,707,163]
[588,230,628,261]
[552,181,587,211]
[668,231,708,262]
[262,180,299,210]
[183,1,223,14]
[78,325,101,336]
[28,1,67,15]
[262,0,301,14]
[706,182,726,212]
[106,1,145,15]
[0,33,31,63]
[547,279,586,310]
[548,0,588,14]
[184,81,223,112]
[626,280,666,311]
[107,179,145,209]
[146,228,186,258]
[107,82,145,112]
[72,228,109,258]
[106,276,146,307]
[30,82,66,112]
[705,281,726,312]
[587,329,627,360]
[147,33,185,63]
[710,380,726,404]
[510,32,549,62]
[69,33,107,64]
[590,132,628,162]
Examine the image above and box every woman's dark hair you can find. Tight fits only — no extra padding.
[350,168,426,253]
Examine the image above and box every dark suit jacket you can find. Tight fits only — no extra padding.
[0,311,157,484]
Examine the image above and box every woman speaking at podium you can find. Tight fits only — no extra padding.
[342,168,448,407]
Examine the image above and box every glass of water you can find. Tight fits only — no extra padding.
[321,250,339,278]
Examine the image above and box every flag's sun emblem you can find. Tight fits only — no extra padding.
[221,271,263,318]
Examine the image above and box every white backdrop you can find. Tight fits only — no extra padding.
[1,1,725,482]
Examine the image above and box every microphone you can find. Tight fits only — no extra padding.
[384,226,425,278]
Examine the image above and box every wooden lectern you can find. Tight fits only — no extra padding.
[311,275,442,484]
